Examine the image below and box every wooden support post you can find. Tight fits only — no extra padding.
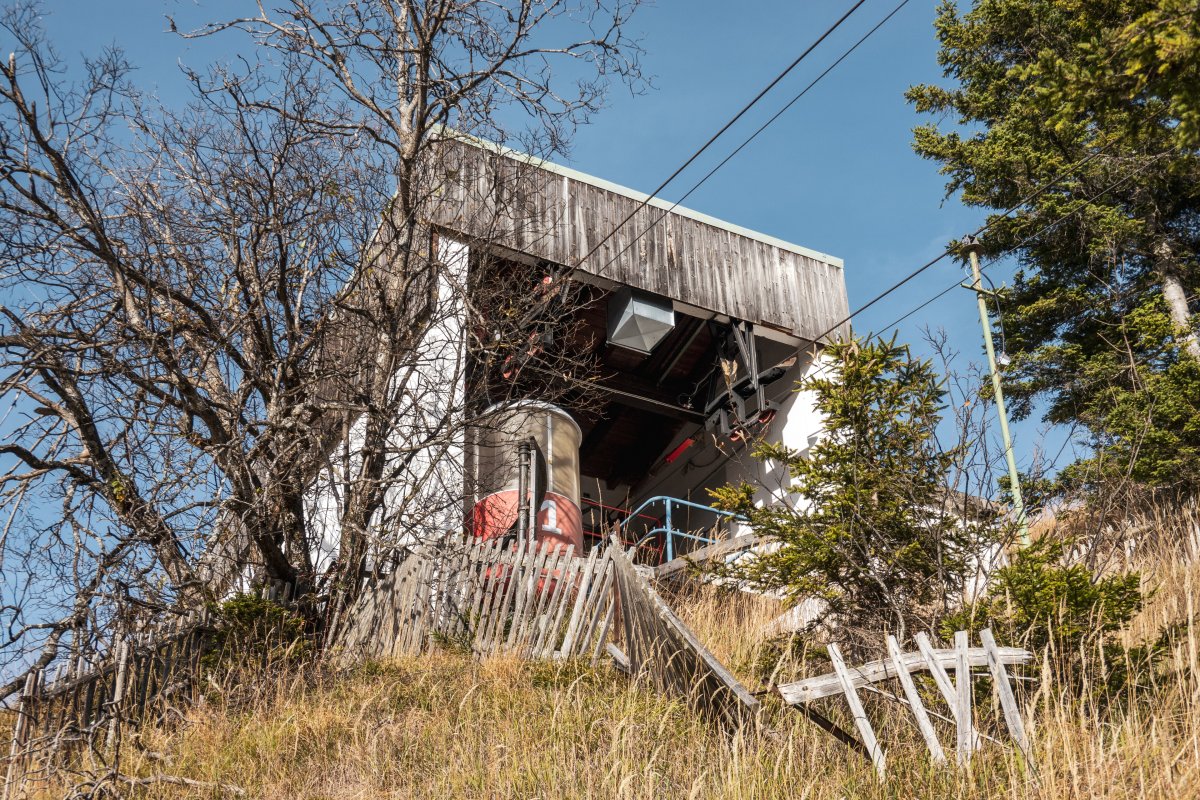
[954,630,974,765]
[106,639,131,751]
[827,643,886,779]
[886,634,945,765]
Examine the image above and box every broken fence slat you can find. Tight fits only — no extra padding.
[606,642,630,674]
[885,634,945,765]
[776,638,1032,705]
[590,591,616,667]
[914,632,959,713]
[980,627,1031,760]
[828,643,886,780]
[915,631,983,752]
[654,534,763,581]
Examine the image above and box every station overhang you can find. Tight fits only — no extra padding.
[425,135,850,344]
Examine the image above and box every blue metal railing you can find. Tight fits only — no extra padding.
[616,496,747,564]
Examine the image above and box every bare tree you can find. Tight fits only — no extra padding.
[0,0,643,700]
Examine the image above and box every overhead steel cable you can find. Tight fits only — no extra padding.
[651,145,1178,488]
[590,0,915,281]
[569,0,871,274]
[872,145,1181,336]
[801,143,1122,347]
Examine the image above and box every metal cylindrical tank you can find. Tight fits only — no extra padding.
[471,401,583,553]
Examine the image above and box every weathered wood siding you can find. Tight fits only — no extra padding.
[427,139,850,342]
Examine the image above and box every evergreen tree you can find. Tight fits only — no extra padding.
[908,0,1200,491]
[710,336,993,642]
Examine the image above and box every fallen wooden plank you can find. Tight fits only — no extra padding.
[886,634,945,765]
[606,642,631,674]
[829,643,886,779]
[654,534,763,580]
[980,627,1031,761]
[776,642,1031,705]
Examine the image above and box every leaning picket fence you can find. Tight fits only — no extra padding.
[0,580,302,800]
[607,538,761,728]
[335,535,616,664]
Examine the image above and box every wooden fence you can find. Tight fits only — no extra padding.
[336,536,616,664]
[4,536,1040,794]
[2,612,214,800]
[335,536,766,731]
[776,629,1034,778]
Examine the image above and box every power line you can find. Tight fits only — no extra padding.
[574,0,918,402]
[872,145,1180,336]
[591,0,915,279]
[805,145,1121,347]
[638,142,1137,439]
[571,0,871,274]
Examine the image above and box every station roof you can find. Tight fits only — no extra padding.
[427,136,850,344]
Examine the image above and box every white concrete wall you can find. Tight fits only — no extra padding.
[728,354,830,514]
[305,236,470,572]
[625,352,830,532]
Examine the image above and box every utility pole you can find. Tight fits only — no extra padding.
[962,235,1030,545]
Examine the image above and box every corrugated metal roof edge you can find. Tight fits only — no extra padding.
[438,128,845,270]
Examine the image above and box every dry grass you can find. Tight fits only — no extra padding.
[23,505,1200,798]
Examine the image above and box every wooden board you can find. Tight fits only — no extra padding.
[776,643,1031,705]
[885,634,945,765]
[609,540,760,729]
[828,643,886,779]
[654,534,763,581]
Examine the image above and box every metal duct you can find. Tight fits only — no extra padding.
[606,287,675,354]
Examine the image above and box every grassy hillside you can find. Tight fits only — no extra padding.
[31,507,1200,799]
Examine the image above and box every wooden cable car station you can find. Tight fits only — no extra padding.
[306,135,850,572]
[417,136,851,566]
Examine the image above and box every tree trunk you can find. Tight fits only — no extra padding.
[1159,269,1200,362]
[1152,239,1200,361]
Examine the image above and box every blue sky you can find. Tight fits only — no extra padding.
[26,0,1079,479]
